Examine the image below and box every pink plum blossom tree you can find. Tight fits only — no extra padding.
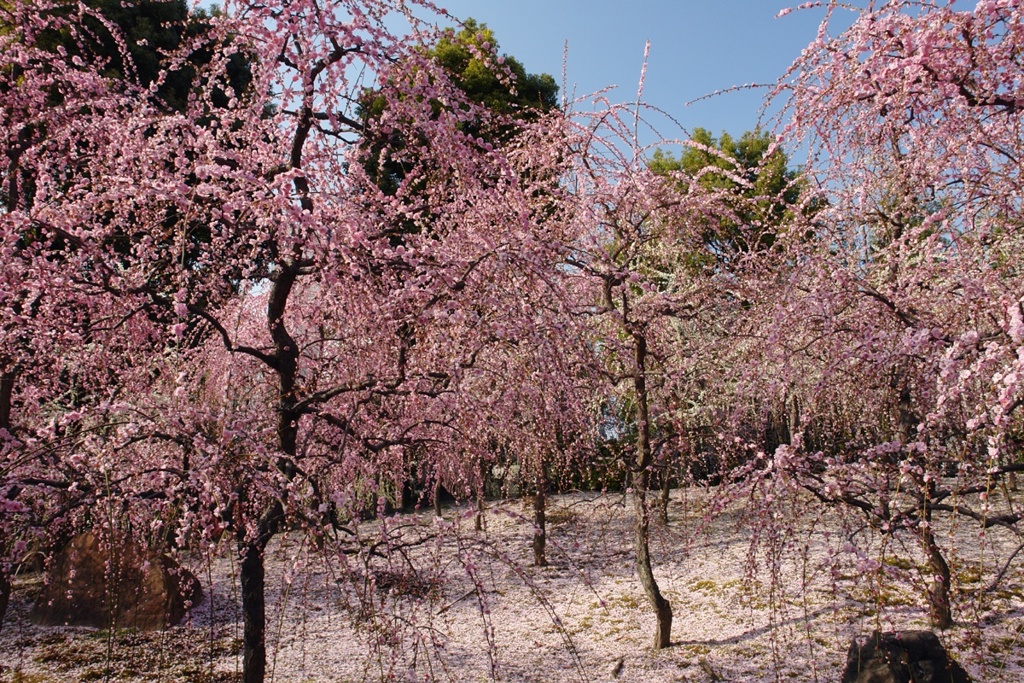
[0,1,594,679]
[736,0,1024,629]
[558,95,752,648]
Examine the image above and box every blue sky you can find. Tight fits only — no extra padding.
[432,1,833,145]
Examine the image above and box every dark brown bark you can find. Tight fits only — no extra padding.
[923,533,953,629]
[533,473,547,567]
[632,333,672,649]
[237,500,284,683]
[921,490,953,629]
[239,537,269,683]
[895,379,953,628]
[475,461,486,531]
[896,383,916,446]
[0,371,12,634]
[787,394,800,443]
[0,371,13,435]
[433,480,443,518]
[0,569,9,634]
[892,377,953,629]
[634,488,672,648]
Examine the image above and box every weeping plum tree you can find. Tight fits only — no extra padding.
[0,0,591,680]
[0,0,178,632]
[731,0,1024,629]
[559,96,746,647]
[478,304,597,567]
[479,112,603,567]
[356,18,562,519]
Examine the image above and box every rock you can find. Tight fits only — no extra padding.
[841,630,972,683]
[33,532,201,631]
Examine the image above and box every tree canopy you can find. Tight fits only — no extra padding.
[359,18,558,198]
[649,127,804,268]
[429,18,558,117]
[19,0,251,112]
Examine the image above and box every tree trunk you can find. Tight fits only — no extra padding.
[433,480,443,518]
[632,333,672,649]
[922,527,952,629]
[236,498,285,683]
[896,383,916,446]
[787,394,800,444]
[894,380,951,628]
[475,461,486,531]
[239,537,270,683]
[635,494,672,648]
[0,371,13,634]
[474,495,485,531]
[921,487,952,629]
[0,569,8,634]
[533,474,547,567]
[0,371,13,435]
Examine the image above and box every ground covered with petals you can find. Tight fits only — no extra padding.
[2,490,1022,683]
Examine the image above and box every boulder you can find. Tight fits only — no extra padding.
[842,630,971,683]
[33,532,201,631]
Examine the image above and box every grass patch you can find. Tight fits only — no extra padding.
[2,673,55,683]
[955,564,984,585]
[176,668,242,683]
[680,643,710,657]
[881,556,914,571]
[600,593,643,610]
[34,641,106,669]
[545,507,579,527]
